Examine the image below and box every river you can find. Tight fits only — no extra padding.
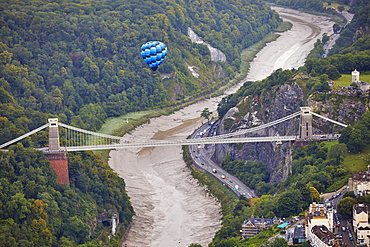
[108,7,334,247]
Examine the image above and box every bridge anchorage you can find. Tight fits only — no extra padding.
[0,107,348,184]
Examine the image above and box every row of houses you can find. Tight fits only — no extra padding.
[241,216,305,245]
[306,166,370,247]
[305,202,346,246]
[242,166,370,246]
[350,166,370,246]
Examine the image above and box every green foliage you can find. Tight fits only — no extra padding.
[339,110,370,153]
[0,145,133,246]
[212,1,370,245]
[337,197,357,217]
[289,142,351,193]
[201,108,212,123]
[189,244,202,247]
[0,0,281,136]
[265,237,288,247]
[265,0,326,12]
[222,153,270,196]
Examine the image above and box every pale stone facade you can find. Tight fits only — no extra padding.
[353,204,370,246]
[352,69,370,91]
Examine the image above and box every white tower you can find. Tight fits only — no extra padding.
[352,69,360,84]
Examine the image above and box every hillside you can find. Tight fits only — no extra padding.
[0,0,280,135]
[207,0,370,246]
[0,0,283,246]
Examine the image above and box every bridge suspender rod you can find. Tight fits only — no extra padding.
[58,122,122,140]
[311,112,348,127]
[208,111,301,139]
[0,123,49,149]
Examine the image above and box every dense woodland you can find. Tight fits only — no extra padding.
[0,0,280,136]
[1,0,370,246]
[0,0,282,246]
[0,145,134,246]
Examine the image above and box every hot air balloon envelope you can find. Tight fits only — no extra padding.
[140,41,167,71]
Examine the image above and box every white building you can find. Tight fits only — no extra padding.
[352,69,370,91]
[306,202,334,234]
[356,181,370,196]
[353,204,370,246]
[352,69,360,84]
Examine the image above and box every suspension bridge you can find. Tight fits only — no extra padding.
[0,107,348,184]
[0,107,348,152]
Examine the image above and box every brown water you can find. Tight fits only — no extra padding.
[108,7,334,247]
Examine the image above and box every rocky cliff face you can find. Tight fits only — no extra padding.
[308,94,369,132]
[212,82,369,184]
[188,27,227,62]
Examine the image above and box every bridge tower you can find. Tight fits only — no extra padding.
[44,118,69,184]
[299,107,312,140]
[48,118,60,151]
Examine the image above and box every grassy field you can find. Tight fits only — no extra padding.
[323,2,349,9]
[98,110,160,136]
[333,73,370,87]
[343,145,370,173]
[321,141,370,173]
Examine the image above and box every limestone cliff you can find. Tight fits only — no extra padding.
[212,81,369,184]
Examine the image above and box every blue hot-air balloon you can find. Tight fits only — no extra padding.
[140,41,167,73]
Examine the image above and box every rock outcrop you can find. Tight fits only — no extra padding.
[188,27,227,62]
[213,82,304,183]
[212,82,369,184]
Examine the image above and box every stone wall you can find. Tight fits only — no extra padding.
[44,152,69,184]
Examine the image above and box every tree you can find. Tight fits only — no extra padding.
[276,190,303,218]
[319,74,329,83]
[201,108,212,123]
[337,197,356,217]
[309,187,321,202]
[347,129,366,153]
[31,218,52,246]
[58,237,77,247]
[4,193,31,223]
[327,143,347,165]
[62,216,90,244]
[266,237,288,247]
[326,65,341,80]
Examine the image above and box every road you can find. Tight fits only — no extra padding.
[189,120,257,198]
[323,187,356,246]
[323,10,353,57]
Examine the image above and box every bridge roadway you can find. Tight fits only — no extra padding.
[0,110,345,153]
[64,135,296,151]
